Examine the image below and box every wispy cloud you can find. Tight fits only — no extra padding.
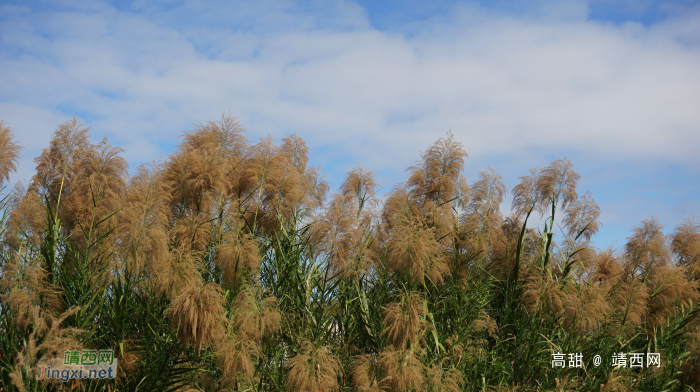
[1,0,698,248]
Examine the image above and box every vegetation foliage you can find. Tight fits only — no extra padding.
[1,115,700,391]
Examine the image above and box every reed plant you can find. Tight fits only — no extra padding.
[1,115,699,391]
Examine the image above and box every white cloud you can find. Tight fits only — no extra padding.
[1,0,699,247]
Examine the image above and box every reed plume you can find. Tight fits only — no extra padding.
[340,165,379,216]
[216,222,261,287]
[9,307,83,391]
[0,120,22,187]
[312,193,360,277]
[537,159,580,210]
[312,182,377,280]
[645,264,699,329]
[182,113,249,160]
[382,187,421,230]
[6,184,45,248]
[671,217,700,276]
[610,278,648,333]
[563,191,601,242]
[352,354,390,392]
[164,132,226,213]
[473,309,499,338]
[67,137,127,249]
[31,117,90,202]
[591,249,624,285]
[405,131,468,239]
[7,115,700,391]
[232,286,281,342]
[385,217,449,285]
[575,284,610,334]
[287,341,343,392]
[382,291,429,349]
[166,282,227,351]
[462,167,507,254]
[426,359,463,392]
[153,246,202,298]
[378,347,424,392]
[242,135,328,234]
[0,254,62,330]
[216,331,261,388]
[407,131,468,207]
[117,164,171,274]
[511,168,541,218]
[624,217,670,278]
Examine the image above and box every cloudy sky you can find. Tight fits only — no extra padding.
[1,0,699,250]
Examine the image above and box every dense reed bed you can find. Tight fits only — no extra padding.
[1,115,699,391]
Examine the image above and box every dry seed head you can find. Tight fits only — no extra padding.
[385,218,449,285]
[287,341,343,392]
[679,328,700,386]
[565,244,597,282]
[72,138,127,209]
[352,354,390,392]
[610,279,648,332]
[154,247,202,298]
[115,341,142,380]
[521,270,557,315]
[216,332,260,387]
[216,228,261,287]
[179,148,224,209]
[32,117,90,198]
[0,120,21,187]
[182,112,249,159]
[671,217,700,268]
[382,187,420,230]
[473,310,499,338]
[312,191,377,280]
[6,184,45,248]
[468,167,507,216]
[575,284,610,334]
[243,135,328,234]
[378,347,424,392]
[33,307,83,361]
[598,370,627,392]
[462,167,506,254]
[9,307,83,392]
[341,166,379,213]
[645,265,699,329]
[281,134,310,172]
[407,131,468,207]
[563,191,601,242]
[537,159,580,210]
[311,193,357,276]
[1,255,62,329]
[66,137,127,251]
[591,250,624,286]
[521,271,588,327]
[426,360,463,392]
[117,164,170,273]
[170,211,214,251]
[511,168,541,217]
[166,282,227,351]
[624,217,670,277]
[232,287,281,342]
[382,291,429,349]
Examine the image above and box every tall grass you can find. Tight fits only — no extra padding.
[1,115,700,392]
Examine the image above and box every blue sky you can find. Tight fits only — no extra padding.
[1,0,699,251]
